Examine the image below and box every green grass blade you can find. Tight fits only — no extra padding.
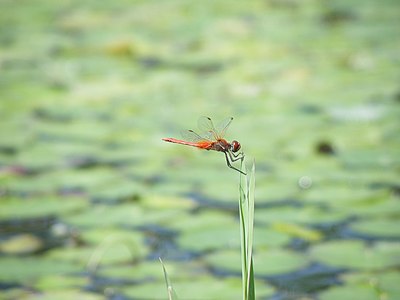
[239,158,256,300]
[159,257,179,300]
[239,191,247,299]
[248,257,255,300]
[246,161,256,299]
[239,158,248,300]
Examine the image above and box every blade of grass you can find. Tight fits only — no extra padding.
[239,159,248,300]
[239,159,256,300]
[239,190,247,300]
[159,257,178,300]
[246,161,256,299]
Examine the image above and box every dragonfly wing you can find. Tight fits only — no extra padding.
[198,116,234,140]
[197,116,219,140]
[180,129,212,143]
[215,117,233,139]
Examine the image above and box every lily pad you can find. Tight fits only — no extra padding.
[178,226,239,252]
[254,228,292,248]
[81,228,145,247]
[14,144,66,171]
[255,180,299,204]
[34,120,111,143]
[63,203,144,227]
[202,250,242,274]
[34,274,89,291]
[0,257,81,283]
[0,288,34,300]
[88,179,144,203]
[310,240,400,270]
[254,248,309,275]
[349,219,400,238]
[98,260,205,282]
[176,212,292,254]
[140,194,196,210]
[0,234,44,255]
[377,271,400,299]
[199,178,246,203]
[204,248,308,276]
[341,271,400,299]
[168,210,237,232]
[4,167,122,194]
[0,121,31,151]
[255,206,347,225]
[319,285,379,300]
[79,228,148,264]
[352,199,400,218]
[299,184,387,209]
[47,243,141,268]
[0,196,88,220]
[122,276,274,299]
[272,222,323,242]
[46,167,122,192]
[25,290,105,300]
[341,149,400,169]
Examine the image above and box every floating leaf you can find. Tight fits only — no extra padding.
[319,285,379,300]
[178,226,239,252]
[63,204,144,227]
[253,228,291,248]
[122,277,274,300]
[140,194,196,210]
[98,260,205,282]
[47,244,139,269]
[169,210,237,232]
[255,206,347,225]
[310,240,400,270]
[254,249,309,275]
[204,248,308,276]
[272,222,323,241]
[34,275,88,291]
[0,234,44,255]
[0,196,88,220]
[0,257,81,283]
[349,219,400,238]
[342,270,400,299]
[26,290,105,300]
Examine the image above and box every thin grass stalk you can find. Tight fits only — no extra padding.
[159,257,178,300]
[239,160,248,300]
[246,162,256,299]
[239,194,247,299]
[239,159,256,300]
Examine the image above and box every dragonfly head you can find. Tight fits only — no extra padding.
[231,140,241,152]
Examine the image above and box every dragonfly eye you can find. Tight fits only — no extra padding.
[231,140,241,152]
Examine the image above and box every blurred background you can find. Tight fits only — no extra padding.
[0,0,399,299]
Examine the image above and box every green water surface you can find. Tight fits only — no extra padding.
[0,0,399,299]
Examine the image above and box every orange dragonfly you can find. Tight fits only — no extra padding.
[162,116,246,175]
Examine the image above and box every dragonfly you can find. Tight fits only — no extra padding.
[162,116,246,175]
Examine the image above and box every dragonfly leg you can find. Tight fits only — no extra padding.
[224,152,246,175]
[228,150,245,162]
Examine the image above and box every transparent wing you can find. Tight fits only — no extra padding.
[197,116,233,140]
[215,117,233,139]
[180,129,212,143]
[197,116,218,140]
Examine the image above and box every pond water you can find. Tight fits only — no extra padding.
[1,0,399,299]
